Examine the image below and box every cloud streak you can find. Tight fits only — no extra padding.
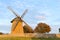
[35,9,51,20]
[35,15,46,20]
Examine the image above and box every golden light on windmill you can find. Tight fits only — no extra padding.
[7,6,33,35]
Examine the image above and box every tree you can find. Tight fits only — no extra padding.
[34,23,51,33]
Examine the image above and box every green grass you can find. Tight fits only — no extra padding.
[32,38,60,40]
[0,37,60,40]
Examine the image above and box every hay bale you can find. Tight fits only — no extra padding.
[23,25,34,33]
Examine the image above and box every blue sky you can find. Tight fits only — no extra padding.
[0,0,60,33]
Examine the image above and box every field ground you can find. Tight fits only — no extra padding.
[0,34,60,40]
[0,37,60,40]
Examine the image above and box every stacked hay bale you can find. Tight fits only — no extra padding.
[23,25,34,33]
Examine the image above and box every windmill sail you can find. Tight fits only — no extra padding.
[7,6,20,17]
[21,9,28,18]
[8,6,30,27]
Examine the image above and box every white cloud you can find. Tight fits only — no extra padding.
[35,15,46,20]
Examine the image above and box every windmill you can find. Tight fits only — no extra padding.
[7,6,33,34]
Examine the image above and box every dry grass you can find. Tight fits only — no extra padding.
[0,34,60,40]
[56,34,60,38]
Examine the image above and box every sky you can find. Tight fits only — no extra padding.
[0,0,60,33]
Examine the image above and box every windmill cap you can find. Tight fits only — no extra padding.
[11,17,23,23]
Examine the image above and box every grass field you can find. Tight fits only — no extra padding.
[0,37,60,40]
[0,34,60,40]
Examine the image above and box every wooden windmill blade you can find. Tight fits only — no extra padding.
[21,9,28,18]
[7,6,20,17]
[7,6,22,31]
